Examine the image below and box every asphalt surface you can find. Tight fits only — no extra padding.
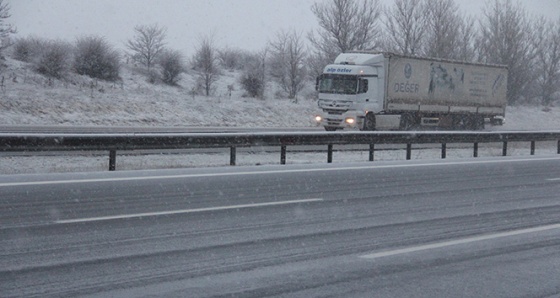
[2,156,560,297]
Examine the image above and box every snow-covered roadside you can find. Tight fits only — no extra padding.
[0,57,559,175]
[2,141,558,175]
[491,105,560,131]
[1,57,559,130]
[0,59,319,128]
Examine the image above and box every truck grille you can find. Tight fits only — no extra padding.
[325,110,345,115]
[325,118,343,126]
[318,99,352,109]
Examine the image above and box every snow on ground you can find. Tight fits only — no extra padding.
[0,58,319,127]
[2,142,558,175]
[497,105,560,131]
[0,57,559,174]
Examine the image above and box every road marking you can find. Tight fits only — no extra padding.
[55,198,324,224]
[547,178,560,181]
[360,223,560,260]
[2,156,560,187]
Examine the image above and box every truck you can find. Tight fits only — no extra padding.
[314,52,508,131]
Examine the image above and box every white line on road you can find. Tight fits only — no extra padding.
[55,198,324,224]
[360,223,560,259]
[2,156,560,187]
[547,178,560,181]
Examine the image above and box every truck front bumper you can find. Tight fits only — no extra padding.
[314,112,362,130]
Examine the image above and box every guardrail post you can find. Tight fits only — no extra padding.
[474,142,479,158]
[406,144,412,160]
[530,141,535,155]
[502,142,508,156]
[230,147,236,166]
[109,150,117,171]
[558,140,560,154]
[327,144,333,163]
[369,144,375,161]
[441,143,446,159]
[280,146,286,165]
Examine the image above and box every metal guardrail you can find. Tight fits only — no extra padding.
[1,131,560,171]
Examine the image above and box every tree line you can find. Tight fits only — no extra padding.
[308,0,560,105]
[1,0,559,105]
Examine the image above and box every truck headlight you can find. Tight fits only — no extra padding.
[345,117,355,124]
[314,115,322,122]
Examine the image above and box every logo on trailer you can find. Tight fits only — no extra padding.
[394,63,419,93]
[404,63,412,79]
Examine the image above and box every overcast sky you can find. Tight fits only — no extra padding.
[10,0,560,56]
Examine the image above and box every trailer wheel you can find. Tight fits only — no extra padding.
[474,115,485,130]
[490,117,503,126]
[363,113,376,131]
[400,113,415,130]
[463,115,477,130]
[462,115,485,130]
[453,114,474,130]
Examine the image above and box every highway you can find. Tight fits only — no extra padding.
[0,125,322,134]
[2,156,560,297]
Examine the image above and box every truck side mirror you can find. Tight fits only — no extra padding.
[315,77,320,91]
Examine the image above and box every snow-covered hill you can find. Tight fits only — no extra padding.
[0,57,559,130]
[0,57,319,128]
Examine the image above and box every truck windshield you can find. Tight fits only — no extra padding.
[318,74,357,94]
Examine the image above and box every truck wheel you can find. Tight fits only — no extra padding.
[454,115,476,130]
[490,117,503,126]
[452,115,473,130]
[475,116,485,130]
[464,115,484,130]
[324,127,338,131]
[464,115,477,130]
[400,113,415,130]
[363,113,376,131]
[451,115,463,130]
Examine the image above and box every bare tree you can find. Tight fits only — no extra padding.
[0,0,15,54]
[477,0,536,104]
[159,49,184,86]
[382,0,426,55]
[269,30,307,100]
[455,16,477,62]
[533,17,560,105]
[422,0,468,59]
[126,24,167,71]
[306,51,331,82]
[192,36,220,96]
[308,0,382,62]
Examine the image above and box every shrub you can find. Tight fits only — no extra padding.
[192,36,220,96]
[159,49,184,85]
[240,72,264,98]
[218,47,244,71]
[36,40,71,79]
[73,36,120,81]
[12,36,43,62]
[239,51,266,98]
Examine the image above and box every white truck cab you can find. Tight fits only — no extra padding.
[315,53,393,131]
